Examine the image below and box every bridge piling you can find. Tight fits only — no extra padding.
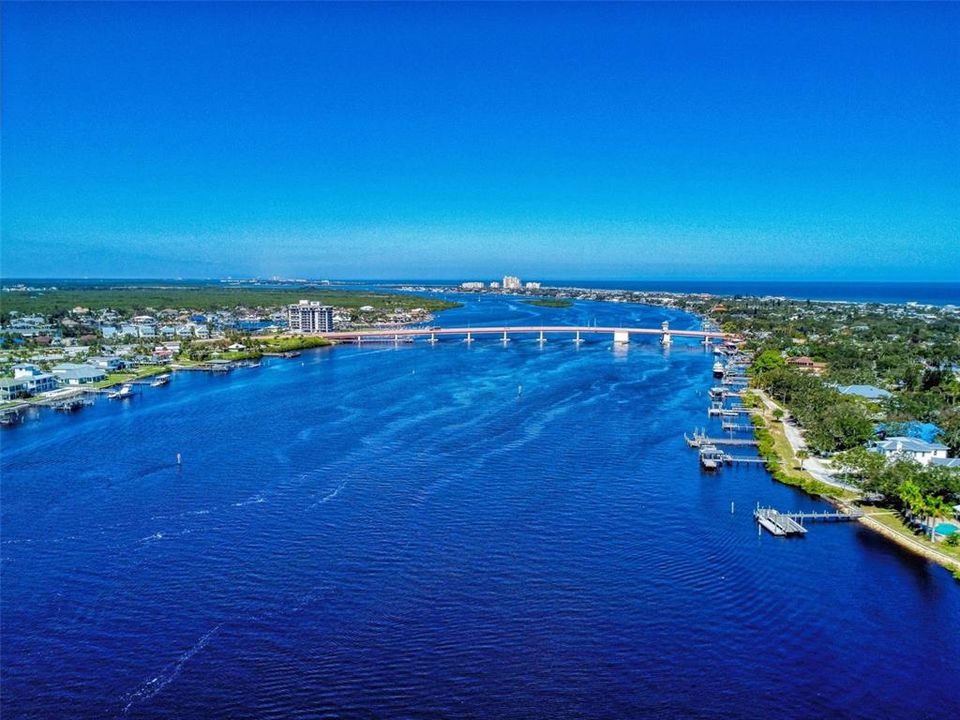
[661,321,672,346]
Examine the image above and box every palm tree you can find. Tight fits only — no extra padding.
[926,495,951,540]
[796,449,810,471]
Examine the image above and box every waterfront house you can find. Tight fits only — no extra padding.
[87,356,126,372]
[51,363,107,385]
[0,364,58,400]
[869,437,949,466]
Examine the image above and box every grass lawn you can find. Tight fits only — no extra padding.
[94,366,169,388]
[860,505,960,563]
[748,392,856,499]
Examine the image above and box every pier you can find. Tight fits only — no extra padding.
[52,397,95,412]
[685,431,758,448]
[721,421,754,432]
[722,454,769,464]
[754,505,864,536]
[754,507,808,536]
[708,405,753,417]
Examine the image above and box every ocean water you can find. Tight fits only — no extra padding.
[2,296,958,719]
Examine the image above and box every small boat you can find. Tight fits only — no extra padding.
[150,374,170,387]
[108,383,135,399]
[712,361,725,378]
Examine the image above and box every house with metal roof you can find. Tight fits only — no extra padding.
[870,436,949,466]
[836,384,893,400]
[0,364,58,400]
[51,363,107,386]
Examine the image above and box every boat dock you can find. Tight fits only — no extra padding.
[721,421,754,432]
[0,403,31,426]
[708,405,753,417]
[755,505,864,536]
[755,507,808,536]
[723,454,769,464]
[685,431,758,447]
[53,397,95,412]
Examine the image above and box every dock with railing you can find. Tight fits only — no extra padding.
[754,505,863,536]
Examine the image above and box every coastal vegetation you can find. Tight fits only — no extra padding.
[0,283,460,323]
[676,295,960,457]
[681,295,960,568]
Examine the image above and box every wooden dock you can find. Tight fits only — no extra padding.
[721,421,754,432]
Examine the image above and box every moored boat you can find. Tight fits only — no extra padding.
[108,383,135,399]
[712,361,725,378]
[150,374,170,387]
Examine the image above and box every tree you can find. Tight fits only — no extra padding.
[751,350,786,375]
[834,446,886,488]
[796,449,810,471]
[926,495,952,540]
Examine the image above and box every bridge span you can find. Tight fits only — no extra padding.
[316,322,736,346]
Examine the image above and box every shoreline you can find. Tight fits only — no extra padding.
[747,388,960,576]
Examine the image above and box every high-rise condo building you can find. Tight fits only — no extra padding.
[287,300,334,333]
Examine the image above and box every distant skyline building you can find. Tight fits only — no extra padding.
[525,281,541,290]
[489,281,500,289]
[461,281,484,290]
[502,275,521,290]
[287,300,334,333]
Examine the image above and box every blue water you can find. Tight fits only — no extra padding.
[2,296,958,718]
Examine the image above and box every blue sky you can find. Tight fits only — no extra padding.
[2,2,958,281]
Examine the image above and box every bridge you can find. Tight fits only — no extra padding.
[316,322,735,346]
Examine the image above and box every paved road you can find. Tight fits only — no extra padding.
[754,390,860,493]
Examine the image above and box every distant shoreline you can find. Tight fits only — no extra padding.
[3,278,959,307]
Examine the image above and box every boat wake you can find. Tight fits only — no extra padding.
[120,624,221,716]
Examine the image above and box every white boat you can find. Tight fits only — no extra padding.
[108,383,135,399]
[150,374,170,387]
[712,361,725,378]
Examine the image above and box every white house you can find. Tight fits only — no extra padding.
[51,363,107,385]
[0,364,58,400]
[870,437,949,466]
